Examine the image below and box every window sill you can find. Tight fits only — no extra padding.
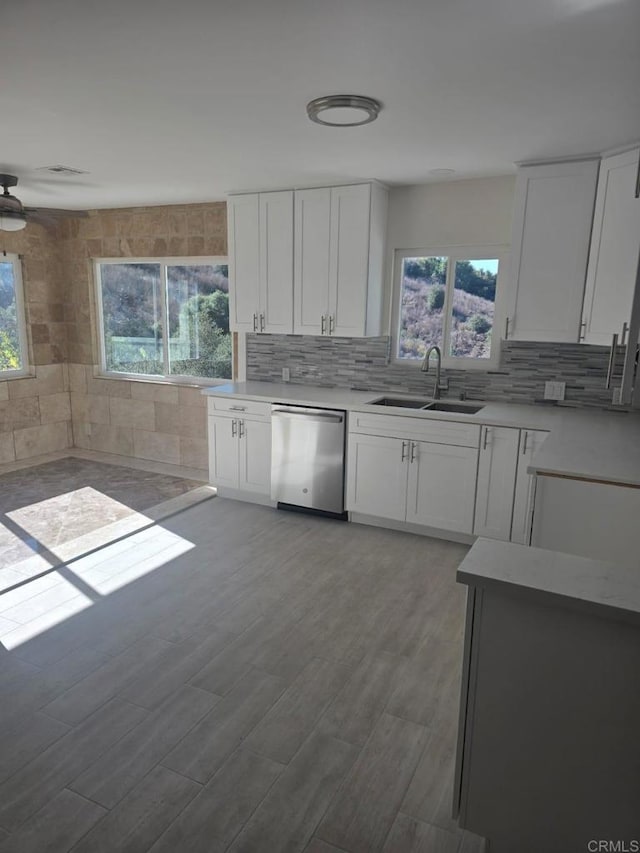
[94,371,230,388]
[0,369,34,381]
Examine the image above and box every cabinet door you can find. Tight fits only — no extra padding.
[228,194,260,333]
[582,148,640,345]
[208,415,239,488]
[507,160,599,342]
[294,188,331,335]
[473,426,519,541]
[406,441,478,534]
[238,417,271,495]
[346,433,408,521]
[259,191,294,334]
[329,184,371,337]
[510,429,548,545]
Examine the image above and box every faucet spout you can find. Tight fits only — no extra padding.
[421,345,447,399]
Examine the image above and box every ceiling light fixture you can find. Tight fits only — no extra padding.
[307,95,382,127]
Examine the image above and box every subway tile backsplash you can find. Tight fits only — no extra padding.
[246,335,629,409]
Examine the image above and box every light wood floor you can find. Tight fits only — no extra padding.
[0,497,485,853]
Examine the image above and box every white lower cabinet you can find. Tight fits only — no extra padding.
[406,441,478,532]
[474,426,549,543]
[346,434,409,521]
[347,424,480,534]
[511,429,549,544]
[208,414,271,495]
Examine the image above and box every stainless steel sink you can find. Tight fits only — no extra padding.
[370,397,431,408]
[423,401,485,414]
[369,396,484,414]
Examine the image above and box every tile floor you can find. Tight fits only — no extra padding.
[0,457,204,573]
[0,496,485,852]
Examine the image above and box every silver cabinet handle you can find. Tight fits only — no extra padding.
[621,322,629,346]
[483,427,490,450]
[605,333,618,389]
[229,405,246,411]
[329,315,335,335]
[635,149,640,199]
[238,419,245,438]
[410,441,417,463]
[260,313,265,332]
[321,315,326,335]
[252,313,258,332]
[401,440,409,462]
[522,431,528,455]
[579,319,587,341]
[231,418,237,437]
[504,317,510,340]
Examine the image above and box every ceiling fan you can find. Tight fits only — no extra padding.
[0,174,88,232]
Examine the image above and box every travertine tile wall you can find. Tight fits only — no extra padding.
[1,203,226,471]
[246,335,629,409]
[0,225,72,464]
[61,203,227,473]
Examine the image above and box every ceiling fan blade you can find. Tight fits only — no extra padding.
[25,207,89,218]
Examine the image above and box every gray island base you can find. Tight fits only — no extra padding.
[454,538,640,853]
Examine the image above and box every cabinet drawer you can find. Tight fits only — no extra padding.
[207,397,271,418]
[349,411,480,447]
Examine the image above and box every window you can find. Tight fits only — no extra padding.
[394,247,507,368]
[0,253,28,376]
[95,258,231,381]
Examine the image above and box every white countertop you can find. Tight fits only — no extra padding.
[202,380,640,486]
[457,538,640,622]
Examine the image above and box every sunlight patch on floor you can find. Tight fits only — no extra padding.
[0,524,195,650]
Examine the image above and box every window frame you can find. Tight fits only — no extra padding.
[94,256,232,385]
[391,244,510,371]
[0,253,30,379]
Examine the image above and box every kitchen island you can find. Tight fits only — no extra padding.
[454,538,640,852]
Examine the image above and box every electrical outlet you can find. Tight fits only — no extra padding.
[544,381,566,401]
[281,367,290,382]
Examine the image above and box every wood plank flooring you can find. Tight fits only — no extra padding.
[0,497,485,852]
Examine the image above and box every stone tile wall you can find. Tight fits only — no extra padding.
[68,365,208,472]
[60,203,227,474]
[59,203,227,365]
[1,203,226,470]
[0,225,72,463]
[246,335,630,409]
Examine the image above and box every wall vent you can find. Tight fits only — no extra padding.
[36,165,89,175]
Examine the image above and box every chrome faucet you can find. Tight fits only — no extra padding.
[421,345,449,399]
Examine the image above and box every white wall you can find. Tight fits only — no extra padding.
[382,175,515,331]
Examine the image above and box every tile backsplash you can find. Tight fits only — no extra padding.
[247,335,631,409]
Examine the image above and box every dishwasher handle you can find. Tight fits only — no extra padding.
[272,409,344,424]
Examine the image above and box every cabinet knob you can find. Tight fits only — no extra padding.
[401,440,409,462]
[231,419,237,437]
[253,313,258,332]
[329,315,335,335]
[321,315,326,335]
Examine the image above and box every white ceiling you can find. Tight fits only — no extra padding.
[2,0,639,210]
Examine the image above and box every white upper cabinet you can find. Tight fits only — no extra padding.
[259,192,294,334]
[581,148,640,346]
[293,187,332,335]
[506,160,599,342]
[228,191,294,334]
[228,193,260,333]
[294,183,388,337]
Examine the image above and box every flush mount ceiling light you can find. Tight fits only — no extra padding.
[306,95,382,127]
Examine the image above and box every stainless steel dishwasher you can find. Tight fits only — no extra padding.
[271,404,347,518]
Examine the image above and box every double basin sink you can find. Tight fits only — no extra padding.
[370,397,485,415]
